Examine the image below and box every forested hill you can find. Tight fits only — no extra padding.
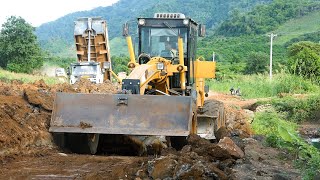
[215,0,320,36]
[197,0,320,76]
[35,0,271,56]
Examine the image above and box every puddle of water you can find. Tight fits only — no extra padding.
[311,138,320,149]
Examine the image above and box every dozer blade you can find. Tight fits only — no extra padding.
[49,92,193,136]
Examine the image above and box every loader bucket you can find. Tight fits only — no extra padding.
[49,92,193,136]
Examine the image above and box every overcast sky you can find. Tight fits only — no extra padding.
[0,0,119,27]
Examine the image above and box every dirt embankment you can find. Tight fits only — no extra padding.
[0,79,119,162]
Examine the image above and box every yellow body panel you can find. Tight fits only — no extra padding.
[194,61,216,78]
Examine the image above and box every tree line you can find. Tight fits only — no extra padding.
[216,0,320,36]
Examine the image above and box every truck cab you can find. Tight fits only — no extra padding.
[69,62,104,84]
[55,68,67,77]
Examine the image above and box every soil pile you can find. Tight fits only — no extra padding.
[206,92,254,138]
[124,135,300,179]
[224,105,253,138]
[129,134,244,179]
[0,79,120,162]
[54,78,120,94]
[0,86,52,162]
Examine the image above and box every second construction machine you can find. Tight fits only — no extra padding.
[50,13,226,154]
[68,17,112,84]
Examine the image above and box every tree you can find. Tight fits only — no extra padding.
[244,51,268,74]
[288,41,320,83]
[0,16,43,73]
[111,55,130,74]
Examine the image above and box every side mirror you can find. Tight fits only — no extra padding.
[122,22,129,37]
[199,24,206,37]
[66,67,70,76]
[103,62,111,70]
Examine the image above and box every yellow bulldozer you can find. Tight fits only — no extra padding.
[50,13,226,155]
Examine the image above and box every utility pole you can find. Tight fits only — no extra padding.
[268,33,277,80]
[212,51,215,62]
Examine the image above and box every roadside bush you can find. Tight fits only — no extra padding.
[288,41,320,84]
[252,111,320,179]
[270,95,320,123]
[244,52,268,74]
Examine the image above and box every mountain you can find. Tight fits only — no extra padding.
[35,0,272,57]
[197,0,320,74]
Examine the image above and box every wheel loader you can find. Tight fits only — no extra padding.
[50,13,226,155]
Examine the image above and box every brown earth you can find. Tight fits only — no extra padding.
[0,78,119,162]
[0,80,301,179]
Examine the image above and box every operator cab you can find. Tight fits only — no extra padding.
[136,13,205,90]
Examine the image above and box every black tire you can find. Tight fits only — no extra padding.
[170,136,188,150]
[64,133,100,154]
[52,132,66,150]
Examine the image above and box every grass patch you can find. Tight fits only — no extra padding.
[208,73,319,99]
[274,11,320,45]
[272,95,320,123]
[0,69,61,85]
[255,94,320,123]
[252,111,320,179]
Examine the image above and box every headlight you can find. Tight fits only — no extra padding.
[157,62,164,70]
[138,19,145,26]
[183,19,189,25]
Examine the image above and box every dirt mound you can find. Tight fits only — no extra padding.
[224,105,253,138]
[206,92,254,138]
[58,78,119,94]
[0,95,53,162]
[0,79,120,162]
[132,135,244,179]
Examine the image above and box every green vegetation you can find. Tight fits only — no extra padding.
[0,69,60,85]
[288,41,320,84]
[111,55,130,74]
[216,0,320,36]
[198,0,320,75]
[274,11,320,45]
[0,16,44,73]
[244,52,269,74]
[109,37,128,56]
[257,94,320,123]
[198,35,287,71]
[39,38,75,57]
[32,0,320,80]
[252,109,320,179]
[44,56,76,70]
[207,73,319,99]
[35,0,272,57]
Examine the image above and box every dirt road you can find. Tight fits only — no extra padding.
[1,153,146,179]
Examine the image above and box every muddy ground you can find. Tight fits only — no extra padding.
[0,80,302,179]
